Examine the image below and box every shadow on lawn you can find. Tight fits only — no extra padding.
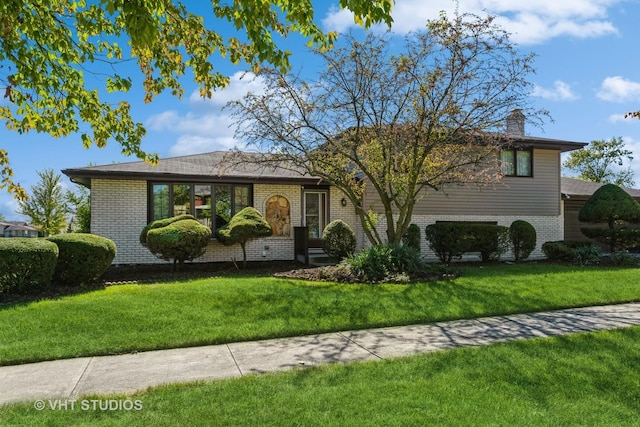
[0,261,302,307]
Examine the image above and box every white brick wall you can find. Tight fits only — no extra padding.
[91,179,309,265]
[92,178,564,264]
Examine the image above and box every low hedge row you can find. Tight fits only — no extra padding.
[0,234,116,296]
[425,222,513,264]
[0,238,59,295]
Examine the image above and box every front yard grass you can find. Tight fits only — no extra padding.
[1,263,639,365]
[2,325,640,426]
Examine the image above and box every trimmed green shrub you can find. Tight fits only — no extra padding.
[541,240,600,264]
[322,219,356,260]
[402,223,421,252]
[425,223,470,264]
[146,219,210,271]
[215,207,272,268]
[140,214,196,246]
[581,227,640,254]
[425,222,509,263]
[510,220,537,261]
[541,241,575,262]
[47,233,117,286]
[579,184,640,253]
[0,238,58,294]
[467,224,510,262]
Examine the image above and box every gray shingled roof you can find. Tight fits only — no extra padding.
[62,151,322,187]
[561,177,640,199]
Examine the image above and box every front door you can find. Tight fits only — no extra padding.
[303,191,328,247]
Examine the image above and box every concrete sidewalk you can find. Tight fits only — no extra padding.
[2,302,640,406]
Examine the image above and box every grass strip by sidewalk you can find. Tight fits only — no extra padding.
[2,325,639,426]
[1,264,640,365]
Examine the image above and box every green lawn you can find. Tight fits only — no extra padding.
[1,264,639,365]
[2,325,640,426]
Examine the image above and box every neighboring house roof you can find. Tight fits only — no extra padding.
[0,221,38,234]
[62,151,323,188]
[561,177,640,201]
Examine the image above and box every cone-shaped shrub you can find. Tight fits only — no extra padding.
[579,183,640,252]
[322,219,356,260]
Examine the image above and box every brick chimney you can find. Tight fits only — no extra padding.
[506,109,525,136]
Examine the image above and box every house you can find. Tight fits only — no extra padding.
[561,177,640,242]
[62,116,587,265]
[0,221,39,238]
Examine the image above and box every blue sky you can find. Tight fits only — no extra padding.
[2,0,640,220]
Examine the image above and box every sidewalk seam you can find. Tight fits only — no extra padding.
[69,357,93,398]
[226,344,244,376]
[337,332,384,360]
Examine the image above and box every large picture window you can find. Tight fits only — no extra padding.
[500,149,532,177]
[149,183,252,234]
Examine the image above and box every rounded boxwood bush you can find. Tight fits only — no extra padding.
[140,214,196,246]
[510,220,536,261]
[0,238,58,294]
[146,218,210,270]
[47,233,116,286]
[322,219,356,260]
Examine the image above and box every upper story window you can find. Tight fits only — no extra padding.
[149,183,252,234]
[500,149,532,177]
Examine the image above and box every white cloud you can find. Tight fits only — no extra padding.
[168,135,237,157]
[532,81,578,101]
[188,71,266,108]
[145,71,266,156]
[323,0,621,44]
[597,76,640,102]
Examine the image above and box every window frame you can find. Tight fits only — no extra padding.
[500,148,533,177]
[147,182,253,235]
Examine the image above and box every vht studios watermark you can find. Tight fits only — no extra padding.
[34,399,143,411]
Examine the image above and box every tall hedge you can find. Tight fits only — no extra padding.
[47,233,116,286]
[0,238,58,294]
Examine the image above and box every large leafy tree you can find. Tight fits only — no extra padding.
[228,12,545,245]
[66,185,91,233]
[18,168,69,236]
[0,0,394,200]
[563,137,635,187]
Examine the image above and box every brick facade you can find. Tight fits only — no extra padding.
[91,178,563,265]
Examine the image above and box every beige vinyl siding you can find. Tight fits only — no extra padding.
[364,149,561,216]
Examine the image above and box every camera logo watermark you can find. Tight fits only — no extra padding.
[34,399,143,411]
